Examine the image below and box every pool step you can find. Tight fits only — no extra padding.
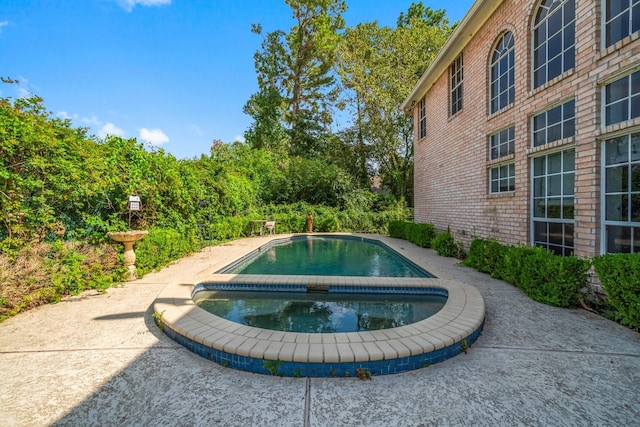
[306,284,329,293]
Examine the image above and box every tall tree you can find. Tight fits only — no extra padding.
[245,0,346,156]
[336,2,454,203]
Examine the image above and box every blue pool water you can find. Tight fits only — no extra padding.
[194,290,447,333]
[222,236,433,277]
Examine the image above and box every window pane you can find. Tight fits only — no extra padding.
[563,197,574,219]
[563,173,575,195]
[607,225,632,253]
[534,177,546,197]
[631,164,640,192]
[549,222,563,245]
[606,166,627,193]
[632,194,640,222]
[548,123,562,142]
[628,133,640,160]
[534,221,547,243]
[631,94,640,120]
[606,137,629,165]
[607,101,628,125]
[564,223,574,248]
[563,149,575,170]
[534,198,546,217]
[549,152,562,173]
[607,78,628,103]
[548,197,562,218]
[549,174,562,196]
[607,1,626,18]
[548,56,562,80]
[534,157,546,176]
[606,194,625,220]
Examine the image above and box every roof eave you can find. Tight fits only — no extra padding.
[400,0,504,114]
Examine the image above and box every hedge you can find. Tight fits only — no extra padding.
[593,253,640,329]
[388,221,436,248]
[463,238,590,308]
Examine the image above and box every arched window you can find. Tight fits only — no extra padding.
[532,0,575,88]
[490,31,515,114]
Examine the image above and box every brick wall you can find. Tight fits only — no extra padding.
[413,0,640,258]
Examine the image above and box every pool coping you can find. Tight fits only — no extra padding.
[153,233,486,376]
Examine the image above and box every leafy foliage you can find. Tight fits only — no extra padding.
[388,220,435,248]
[464,238,591,308]
[431,227,464,258]
[593,253,640,329]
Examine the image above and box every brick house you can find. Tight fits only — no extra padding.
[401,0,639,258]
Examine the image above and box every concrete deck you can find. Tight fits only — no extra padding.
[1,235,639,426]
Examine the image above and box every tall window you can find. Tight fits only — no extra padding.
[532,0,576,88]
[604,70,640,126]
[533,149,575,256]
[532,100,575,147]
[489,127,515,194]
[418,97,426,139]
[603,132,640,253]
[450,53,463,116]
[605,0,640,47]
[490,31,515,114]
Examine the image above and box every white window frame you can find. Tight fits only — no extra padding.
[450,53,464,116]
[603,0,640,47]
[490,31,515,114]
[418,97,426,139]
[532,99,576,147]
[531,0,576,88]
[531,148,576,256]
[603,70,640,127]
[600,131,640,253]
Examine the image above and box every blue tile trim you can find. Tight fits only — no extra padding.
[161,320,485,378]
[194,283,307,294]
[329,286,448,297]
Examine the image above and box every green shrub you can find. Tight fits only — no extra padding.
[388,221,435,247]
[593,253,640,329]
[135,228,199,274]
[506,246,590,307]
[464,238,507,278]
[432,227,464,258]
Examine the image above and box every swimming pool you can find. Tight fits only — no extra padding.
[220,235,434,278]
[194,289,447,333]
[153,234,485,377]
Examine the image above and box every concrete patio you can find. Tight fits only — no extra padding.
[1,235,639,426]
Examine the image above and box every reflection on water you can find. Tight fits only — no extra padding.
[231,238,430,277]
[196,291,446,333]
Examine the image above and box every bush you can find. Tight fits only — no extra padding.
[593,253,640,329]
[135,228,199,275]
[464,238,507,278]
[503,245,590,307]
[388,221,435,248]
[464,238,590,308]
[432,227,464,258]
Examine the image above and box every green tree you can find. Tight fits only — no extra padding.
[336,2,454,202]
[245,0,346,156]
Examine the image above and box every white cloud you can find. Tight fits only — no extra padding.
[139,128,169,146]
[0,21,9,35]
[81,115,102,126]
[114,0,171,12]
[57,111,78,121]
[99,122,126,138]
[234,134,245,143]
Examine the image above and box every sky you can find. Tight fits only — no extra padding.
[1,0,474,159]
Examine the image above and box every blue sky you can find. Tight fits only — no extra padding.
[1,0,474,159]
